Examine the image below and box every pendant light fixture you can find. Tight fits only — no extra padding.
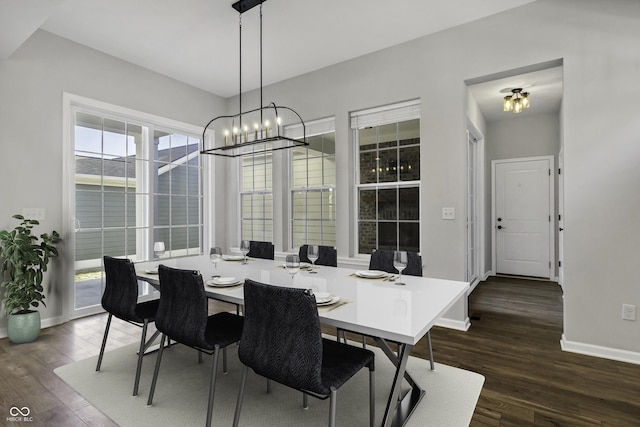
[201,0,307,157]
[503,88,530,114]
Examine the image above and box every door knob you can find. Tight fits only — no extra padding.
[497,217,502,222]
[497,225,503,230]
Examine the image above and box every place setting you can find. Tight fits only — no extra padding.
[313,291,349,312]
[205,276,244,288]
[351,270,390,279]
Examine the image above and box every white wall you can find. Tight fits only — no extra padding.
[218,0,640,359]
[0,30,225,330]
[2,0,640,362]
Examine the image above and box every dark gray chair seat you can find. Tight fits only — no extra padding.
[298,244,338,267]
[147,265,244,426]
[247,240,275,260]
[233,279,375,427]
[97,256,160,396]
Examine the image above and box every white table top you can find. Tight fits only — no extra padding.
[137,255,468,346]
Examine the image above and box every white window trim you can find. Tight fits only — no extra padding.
[62,92,211,321]
[351,100,421,256]
[350,99,420,130]
[288,117,337,249]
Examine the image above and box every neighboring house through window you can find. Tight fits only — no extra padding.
[71,103,203,315]
[289,117,336,248]
[240,147,273,242]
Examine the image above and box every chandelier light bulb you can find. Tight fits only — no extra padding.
[503,96,513,112]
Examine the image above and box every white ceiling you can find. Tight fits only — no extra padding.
[4,0,536,99]
[4,0,562,122]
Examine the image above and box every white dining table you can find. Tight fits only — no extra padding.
[136,255,468,427]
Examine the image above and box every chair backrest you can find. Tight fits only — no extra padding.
[298,245,338,267]
[239,279,324,393]
[369,249,423,276]
[102,256,140,321]
[247,241,275,260]
[156,265,210,349]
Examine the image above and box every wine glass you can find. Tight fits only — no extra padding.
[153,241,165,259]
[285,254,300,281]
[393,251,408,286]
[240,240,250,264]
[307,245,319,274]
[209,247,222,277]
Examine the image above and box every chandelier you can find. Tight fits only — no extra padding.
[201,0,307,157]
[503,88,530,114]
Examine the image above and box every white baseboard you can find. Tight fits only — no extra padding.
[561,334,640,365]
[436,317,471,332]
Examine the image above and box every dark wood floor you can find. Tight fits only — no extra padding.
[1,276,639,426]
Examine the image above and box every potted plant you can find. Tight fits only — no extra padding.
[0,214,60,343]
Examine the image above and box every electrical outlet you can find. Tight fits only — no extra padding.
[442,207,455,220]
[622,304,636,321]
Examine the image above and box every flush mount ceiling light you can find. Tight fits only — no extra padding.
[503,88,531,114]
[200,0,307,157]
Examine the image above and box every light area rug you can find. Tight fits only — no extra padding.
[55,341,484,427]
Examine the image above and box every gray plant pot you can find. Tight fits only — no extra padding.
[7,310,41,344]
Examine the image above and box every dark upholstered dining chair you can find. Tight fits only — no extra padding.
[298,244,338,267]
[233,279,375,427]
[147,265,244,426]
[247,240,275,260]
[97,256,161,396]
[369,249,423,276]
[340,249,435,370]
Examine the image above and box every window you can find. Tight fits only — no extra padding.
[73,108,203,311]
[290,118,336,247]
[352,101,420,255]
[240,148,273,242]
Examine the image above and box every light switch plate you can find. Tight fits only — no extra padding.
[442,207,455,220]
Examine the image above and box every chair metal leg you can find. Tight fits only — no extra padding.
[232,365,249,427]
[369,368,375,427]
[133,319,149,396]
[426,331,435,370]
[198,350,203,364]
[147,333,167,406]
[362,335,366,349]
[206,345,221,427]
[303,392,308,409]
[329,387,337,427]
[223,347,228,373]
[96,314,112,372]
[266,378,272,393]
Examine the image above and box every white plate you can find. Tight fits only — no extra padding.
[314,292,334,304]
[283,262,312,269]
[144,268,158,274]
[206,277,243,287]
[354,270,387,279]
[317,295,340,306]
[222,255,245,261]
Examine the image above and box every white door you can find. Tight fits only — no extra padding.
[494,157,553,279]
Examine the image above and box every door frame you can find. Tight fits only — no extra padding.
[491,155,555,280]
[466,119,484,290]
